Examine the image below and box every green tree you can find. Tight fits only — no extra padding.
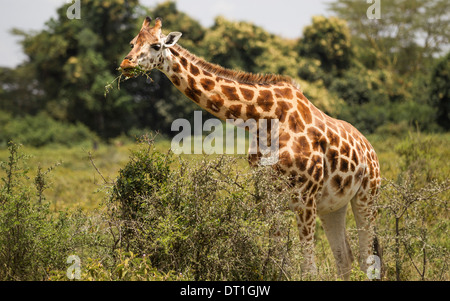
[429,52,450,130]
[328,0,450,75]
[298,16,353,73]
[13,0,140,138]
[201,16,299,77]
[0,65,41,116]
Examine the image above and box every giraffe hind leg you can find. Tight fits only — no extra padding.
[350,185,381,278]
[319,204,354,280]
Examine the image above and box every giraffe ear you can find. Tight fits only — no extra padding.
[163,32,182,48]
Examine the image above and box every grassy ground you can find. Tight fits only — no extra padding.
[0,132,448,280]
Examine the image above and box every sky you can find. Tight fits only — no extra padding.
[0,0,333,68]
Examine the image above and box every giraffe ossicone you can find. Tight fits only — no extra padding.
[120,17,382,280]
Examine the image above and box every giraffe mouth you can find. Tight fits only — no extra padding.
[119,67,137,78]
[118,66,153,82]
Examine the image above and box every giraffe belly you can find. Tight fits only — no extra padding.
[316,191,353,215]
[316,166,366,215]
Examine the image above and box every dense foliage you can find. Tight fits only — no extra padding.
[106,136,297,281]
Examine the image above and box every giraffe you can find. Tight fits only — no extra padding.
[119,17,382,280]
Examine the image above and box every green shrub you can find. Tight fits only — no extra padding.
[0,142,72,280]
[372,133,450,281]
[377,177,449,281]
[336,99,390,134]
[106,136,299,281]
[394,132,449,183]
[49,249,187,281]
[0,111,97,148]
[374,122,412,138]
[0,141,111,280]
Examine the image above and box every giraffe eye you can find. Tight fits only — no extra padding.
[151,44,161,51]
[130,44,134,49]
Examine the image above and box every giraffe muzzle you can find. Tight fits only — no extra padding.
[119,59,137,77]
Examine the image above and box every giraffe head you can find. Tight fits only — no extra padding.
[119,17,182,77]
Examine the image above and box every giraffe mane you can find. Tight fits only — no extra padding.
[172,44,300,89]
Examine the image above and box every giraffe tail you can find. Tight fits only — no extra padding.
[373,234,384,279]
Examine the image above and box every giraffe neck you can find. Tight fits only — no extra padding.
[158,44,307,125]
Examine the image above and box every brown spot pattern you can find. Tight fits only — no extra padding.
[294,155,309,172]
[221,85,240,101]
[310,155,323,182]
[188,76,202,96]
[190,63,200,76]
[326,120,338,132]
[307,127,326,152]
[326,129,340,148]
[279,132,291,145]
[228,104,242,118]
[340,158,349,173]
[245,105,260,119]
[257,90,274,111]
[240,87,255,100]
[277,101,293,114]
[180,57,188,69]
[351,149,359,166]
[331,175,352,196]
[296,91,309,103]
[274,101,293,123]
[297,101,312,124]
[355,167,364,180]
[169,48,180,57]
[185,88,200,102]
[327,148,340,173]
[200,78,215,91]
[341,141,351,158]
[170,75,180,86]
[210,94,224,108]
[274,88,294,99]
[172,63,181,73]
[288,111,305,133]
[280,151,294,168]
[206,100,221,112]
[315,117,326,132]
[292,136,308,154]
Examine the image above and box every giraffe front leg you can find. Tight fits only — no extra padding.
[291,194,317,277]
